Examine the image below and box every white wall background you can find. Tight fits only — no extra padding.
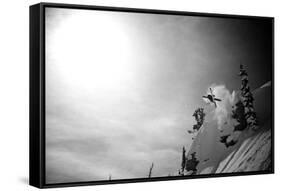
[0,0,279,190]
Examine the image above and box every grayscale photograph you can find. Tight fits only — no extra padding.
[45,7,273,184]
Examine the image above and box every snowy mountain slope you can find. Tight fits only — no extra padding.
[186,81,272,174]
[216,125,271,173]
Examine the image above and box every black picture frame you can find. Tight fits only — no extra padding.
[30,2,274,188]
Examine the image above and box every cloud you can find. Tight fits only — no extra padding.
[45,95,188,183]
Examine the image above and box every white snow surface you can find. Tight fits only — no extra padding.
[216,126,271,173]
[200,166,214,175]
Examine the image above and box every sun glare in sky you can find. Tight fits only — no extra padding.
[47,10,135,93]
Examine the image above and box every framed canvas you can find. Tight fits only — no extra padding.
[29,2,274,188]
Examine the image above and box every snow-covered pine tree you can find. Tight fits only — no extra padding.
[232,101,247,131]
[180,146,186,176]
[185,152,199,175]
[192,108,205,131]
[239,64,258,131]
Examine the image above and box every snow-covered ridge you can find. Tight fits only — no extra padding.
[260,81,272,89]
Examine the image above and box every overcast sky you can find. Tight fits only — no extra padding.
[45,7,272,184]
